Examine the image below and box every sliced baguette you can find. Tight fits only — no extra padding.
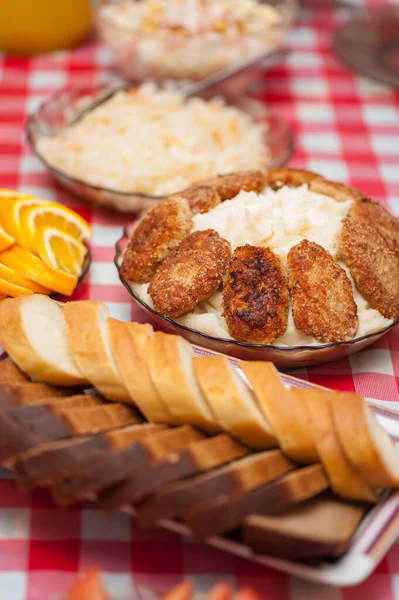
[99,434,249,511]
[241,362,318,462]
[243,495,367,559]
[183,464,329,540]
[0,296,87,386]
[64,302,130,402]
[148,332,221,433]
[51,425,203,506]
[297,388,378,503]
[137,450,294,527]
[332,392,399,488]
[108,319,173,422]
[194,356,277,449]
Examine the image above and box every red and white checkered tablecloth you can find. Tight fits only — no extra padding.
[1,3,399,599]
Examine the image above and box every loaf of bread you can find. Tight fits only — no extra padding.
[1,295,398,561]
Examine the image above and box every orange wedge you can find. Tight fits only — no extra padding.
[33,226,87,277]
[0,246,78,296]
[20,202,92,250]
[0,225,15,252]
[0,262,50,294]
[0,277,34,297]
[0,196,50,247]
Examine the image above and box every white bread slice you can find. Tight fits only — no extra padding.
[297,388,378,503]
[148,332,222,434]
[332,392,399,488]
[241,362,317,463]
[194,356,277,449]
[0,295,87,387]
[63,301,130,402]
[108,319,173,423]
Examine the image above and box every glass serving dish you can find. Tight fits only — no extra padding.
[91,0,297,87]
[115,223,399,369]
[26,82,294,213]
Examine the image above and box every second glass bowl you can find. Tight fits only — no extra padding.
[26,82,294,213]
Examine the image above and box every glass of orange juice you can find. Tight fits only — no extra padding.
[0,0,93,54]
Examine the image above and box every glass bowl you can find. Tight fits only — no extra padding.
[26,82,294,213]
[115,223,399,368]
[92,0,297,86]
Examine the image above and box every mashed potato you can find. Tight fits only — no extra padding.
[133,184,392,346]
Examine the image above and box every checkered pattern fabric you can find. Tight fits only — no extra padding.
[1,2,399,598]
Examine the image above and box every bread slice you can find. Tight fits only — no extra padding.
[64,302,131,402]
[137,450,294,527]
[108,319,173,422]
[0,402,142,463]
[297,388,378,503]
[241,362,318,463]
[183,464,329,540]
[194,356,277,449]
[332,392,399,488]
[243,495,367,559]
[99,434,249,512]
[0,362,30,385]
[0,296,87,386]
[51,425,203,506]
[148,333,221,433]
[0,382,74,410]
[14,423,166,489]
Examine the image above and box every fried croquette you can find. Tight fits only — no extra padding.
[267,168,320,190]
[148,229,231,318]
[120,197,192,283]
[203,170,266,200]
[337,218,399,320]
[173,184,221,215]
[349,197,399,260]
[222,245,289,344]
[287,240,358,343]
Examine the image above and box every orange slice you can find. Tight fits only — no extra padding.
[0,225,15,252]
[0,246,78,296]
[0,276,34,297]
[0,262,50,294]
[0,196,50,247]
[21,202,92,250]
[34,226,87,276]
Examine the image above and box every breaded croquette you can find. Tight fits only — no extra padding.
[149,229,231,318]
[203,170,266,200]
[120,197,192,283]
[173,185,221,215]
[287,240,358,343]
[222,245,289,344]
[349,197,399,260]
[337,218,399,320]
